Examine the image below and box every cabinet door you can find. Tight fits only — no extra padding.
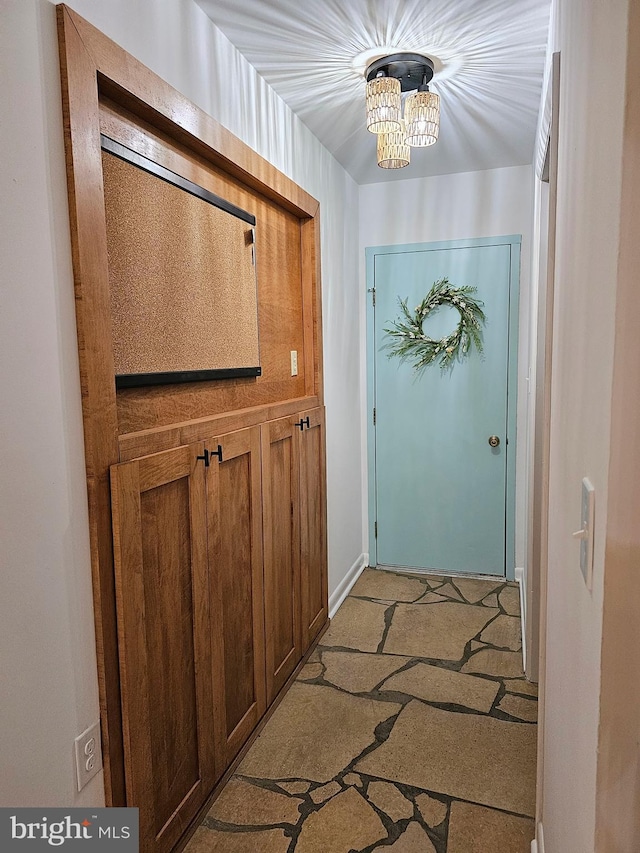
[205,427,266,769]
[110,444,214,853]
[261,417,302,703]
[298,407,328,649]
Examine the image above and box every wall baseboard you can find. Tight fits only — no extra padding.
[532,822,545,853]
[329,553,368,618]
[515,566,527,672]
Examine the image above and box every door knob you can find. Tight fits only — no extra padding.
[488,435,500,448]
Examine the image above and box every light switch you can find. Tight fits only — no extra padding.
[573,478,595,590]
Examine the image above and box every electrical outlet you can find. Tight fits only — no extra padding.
[74,722,102,792]
[290,350,298,376]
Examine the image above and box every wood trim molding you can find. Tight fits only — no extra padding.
[118,396,320,462]
[595,1,640,846]
[56,4,323,806]
[64,7,318,218]
[57,5,124,806]
[533,51,561,832]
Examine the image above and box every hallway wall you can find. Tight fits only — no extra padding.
[538,0,630,850]
[0,0,362,808]
[359,165,533,579]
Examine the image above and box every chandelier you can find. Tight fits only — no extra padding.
[365,53,440,169]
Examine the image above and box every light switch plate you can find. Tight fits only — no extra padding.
[580,477,595,590]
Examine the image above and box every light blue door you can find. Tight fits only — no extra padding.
[368,237,520,577]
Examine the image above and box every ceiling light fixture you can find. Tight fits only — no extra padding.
[365,53,440,169]
[377,120,410,169]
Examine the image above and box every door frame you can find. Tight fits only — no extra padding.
[366,235,522,580]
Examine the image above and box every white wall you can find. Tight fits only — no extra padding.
[538,0,629,850]
[0,0,362,807]
[359,165,533,574]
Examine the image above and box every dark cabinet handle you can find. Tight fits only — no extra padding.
[210,444,223,462]
[296,417,310,431]
[197,445,223,466]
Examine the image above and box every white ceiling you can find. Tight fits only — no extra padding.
[195,0,551,184]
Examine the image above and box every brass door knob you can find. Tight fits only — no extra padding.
[488,435,500,448]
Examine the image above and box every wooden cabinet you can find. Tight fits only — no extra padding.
[110,444,215,853]
[298,408,328,648]
[205,426,266,768]
[110,409,327,852]
[262,407,328,701]
[261,417,302,704]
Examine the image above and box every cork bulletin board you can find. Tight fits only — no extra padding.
[101,136,261,387]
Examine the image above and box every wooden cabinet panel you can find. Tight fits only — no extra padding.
[205,427,266,769]
[261,417,302,703]
[110,444,214,853]
[110,412,326,850]
[298,408,328,648]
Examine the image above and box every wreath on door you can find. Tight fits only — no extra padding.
[383,277,486,372]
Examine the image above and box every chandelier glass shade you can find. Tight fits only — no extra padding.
[365,53,440,168]
[377,120,410,169]
[365,77,402,134]
[404,90,440,147]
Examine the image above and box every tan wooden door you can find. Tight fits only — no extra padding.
[261,416,302,703]
[110,443,214,853]
[298,407,328,648]
[205,426,267,769]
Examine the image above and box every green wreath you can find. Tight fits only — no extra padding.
[383,278,486,372]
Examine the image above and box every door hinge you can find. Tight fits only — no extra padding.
[374,521,378,538]
[368,287,376,306]
[373,407,376,426]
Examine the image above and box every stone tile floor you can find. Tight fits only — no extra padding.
[185,569,537,853]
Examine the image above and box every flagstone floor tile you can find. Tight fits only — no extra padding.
[498,584,521,616]
[461,648,525,678]
[378,821,437,852]
[322,649,410,693]
[207,777,302,826]
[381,661,500,713]
[355,700,537,817]
[184,569,537,853]
[497,693,539,722]
[449,577,504,604]
[366,780,414,821]
[238,682,401,783]
[186,827,290,853]
[505,678,538,697]
[384,601,498,660]
[295,787,387,853]
[446,801,534,853]
[479,614,522,650]
[320,597,389,652]
[351,567,427,602]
